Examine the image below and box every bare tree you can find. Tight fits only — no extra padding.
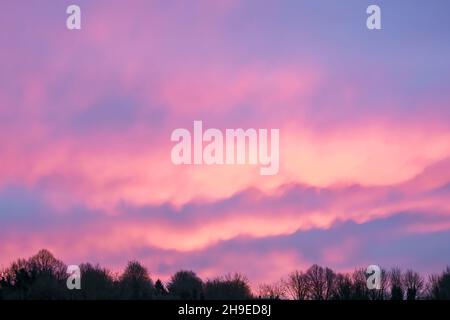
[351,268,370,300]
[306,265,326,300]
[333,273,353,300]
[403,269,424,300]
[426,267,450,299]
[324,267,336,300]
[305,265,335,300]
[258,281,285,299]
[427,274,441,299]
[389,267,404,300]
[368,268,389,300]
[283,270,309,300]
[28,249,67,281]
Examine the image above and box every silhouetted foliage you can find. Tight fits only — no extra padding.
[204,274,252,300]
[428,267,450,299]
[70,263,116,300]
[1,249,449,300]
[154,279,168,297]
[0,268,5,300]
[118,261,154,299]
[2,250,67,299]
[368,268,389,300]
[167,270,203,299]
[258,282,285,299]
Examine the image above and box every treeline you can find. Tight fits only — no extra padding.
[0,249,449,300]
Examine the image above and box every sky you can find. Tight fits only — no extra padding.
[0,0,450,287]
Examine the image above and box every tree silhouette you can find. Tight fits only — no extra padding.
[368,268,389,300]
[154,279,168,297]
[428,267,450,299]
[283,270,309,300]
[2,250,67,299]
[1,248,450,300]
[0,267,7,300]
[118,261,154,299]
[69,263,116,300]
[28,249,66,279]
[333,273,353,300]
[167,270,203,300]
[403,269,424,300]
[258,282,285,299]
[204,274,252,300]
[351,268,370,300]
[2,259,30,299]
[389,267,404,300]
[305,265,336,300]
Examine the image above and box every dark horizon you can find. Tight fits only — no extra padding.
[1,249,449,300]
